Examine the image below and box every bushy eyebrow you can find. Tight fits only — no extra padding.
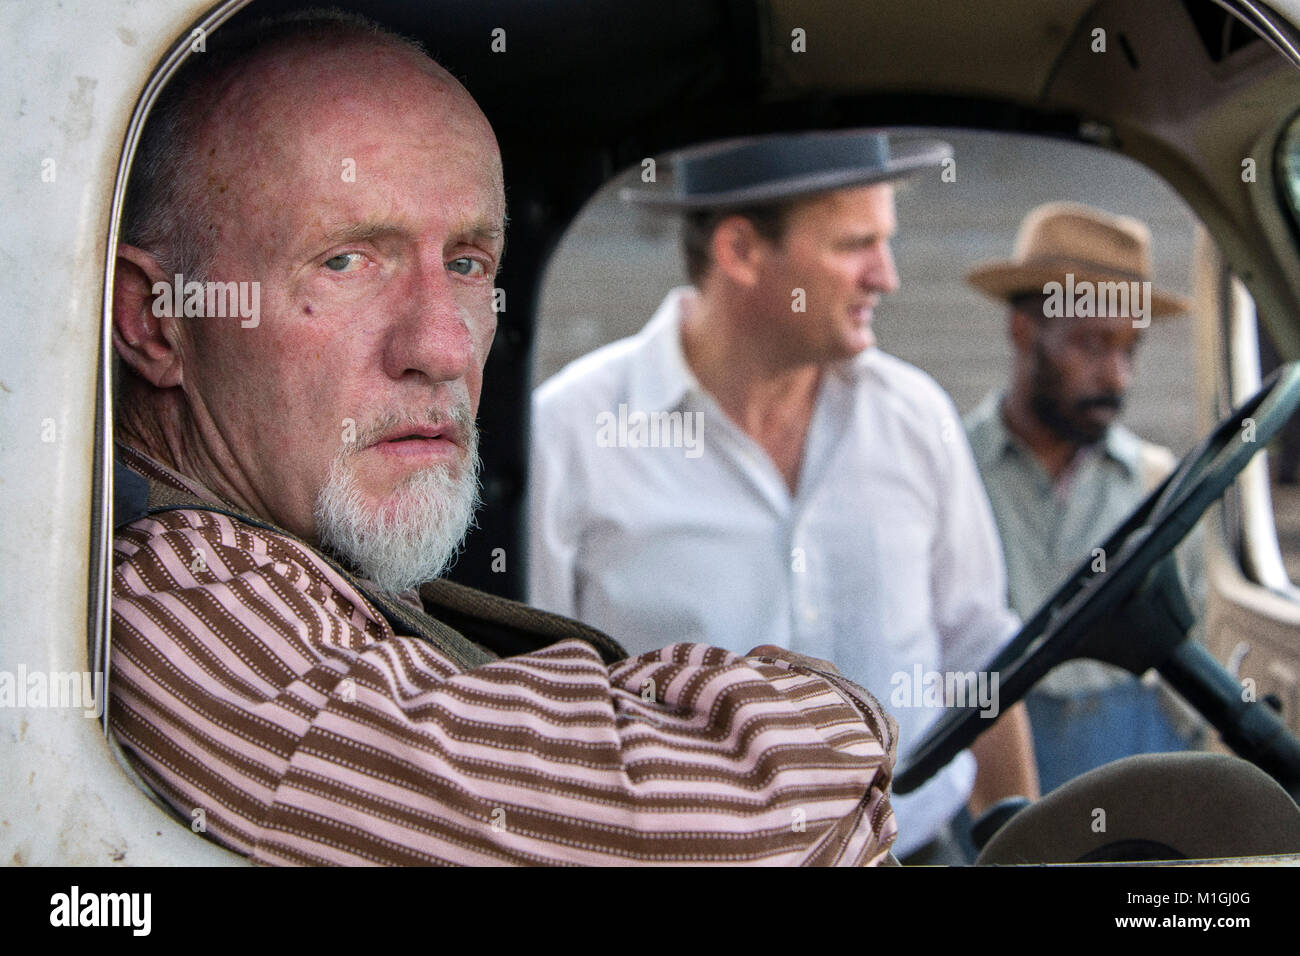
[318,222,404,248]
[316,218,505,251]
[463,221,505,248]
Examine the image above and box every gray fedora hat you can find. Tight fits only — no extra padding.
[620,129,952,209]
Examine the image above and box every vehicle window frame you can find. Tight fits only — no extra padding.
[92,0,253,739]
[1275,107,1300,257]
[1222,272,1300,601]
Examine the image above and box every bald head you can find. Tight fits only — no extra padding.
[122,10,499,283]
[196,38,501,283]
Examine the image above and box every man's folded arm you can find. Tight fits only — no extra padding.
[110,514,897,866]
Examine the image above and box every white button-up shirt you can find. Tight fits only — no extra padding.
[529,287,1021,855]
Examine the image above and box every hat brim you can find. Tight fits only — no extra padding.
[619,138,953,210]
[965,260,1191,319]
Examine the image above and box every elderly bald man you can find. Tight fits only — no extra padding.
[109,10,897,866]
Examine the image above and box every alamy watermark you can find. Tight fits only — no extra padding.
[595,404,703,458]
[0,666,103,718]
[50,886,151,936]
[889,664,1000,718]
[152,273,261,328]
[1042,273,1152,329]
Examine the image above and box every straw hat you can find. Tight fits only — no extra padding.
[965,201,1190,318]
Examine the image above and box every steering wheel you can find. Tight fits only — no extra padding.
[895,362,1300,795]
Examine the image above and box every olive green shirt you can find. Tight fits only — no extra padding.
[964,391,1177,696]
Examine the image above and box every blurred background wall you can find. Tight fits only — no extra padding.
[534,128,1201,455]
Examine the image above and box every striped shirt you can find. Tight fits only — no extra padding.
[110,446,899,865]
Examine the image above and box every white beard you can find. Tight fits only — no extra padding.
[313,408,481,594]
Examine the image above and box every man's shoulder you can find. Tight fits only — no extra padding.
[110,487,386,636]
[534,332,645,414]
[856,349,961,422]
[112,505,339,593]
[962,390,1000,431]
[961,391,1005,468]
[534,286,693,420]
[112,506,623,665]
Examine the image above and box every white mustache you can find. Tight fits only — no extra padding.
[348,403,475,453]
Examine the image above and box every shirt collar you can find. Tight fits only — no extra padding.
[838,344,891,387]
[627,286,708,413]
[1100,420,1143,477]
[967,391,1012,472]
[116,441,229,506]
[968,390,1141,478]
[628,286,885,410]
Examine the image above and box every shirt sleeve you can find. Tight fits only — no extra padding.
[110,509,897,866]
[526,389,580,619]
[928,394,1023,673]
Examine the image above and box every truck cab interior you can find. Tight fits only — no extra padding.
[10,0,1300,864]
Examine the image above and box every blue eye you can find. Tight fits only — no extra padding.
[449,257,485,277]
[324,252,363,273]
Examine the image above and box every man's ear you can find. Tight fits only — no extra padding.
[708,216,768,288]
[112,244,184,388]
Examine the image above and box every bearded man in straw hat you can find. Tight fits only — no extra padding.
[530,130,1040,863]
[964,201,1203,793]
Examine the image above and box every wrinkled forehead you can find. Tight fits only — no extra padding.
[214,36,488,129]
[195,39,503,218]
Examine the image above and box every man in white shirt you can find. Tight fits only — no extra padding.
[529,131,1038,861]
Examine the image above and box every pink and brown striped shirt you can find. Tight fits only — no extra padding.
[110,446,899,865]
